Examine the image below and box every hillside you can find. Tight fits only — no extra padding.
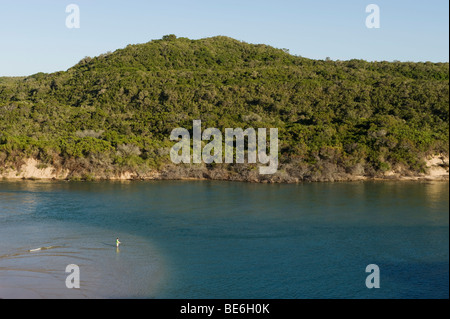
[0,35,448,182]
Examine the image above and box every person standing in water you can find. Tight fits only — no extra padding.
[116,237,121,247]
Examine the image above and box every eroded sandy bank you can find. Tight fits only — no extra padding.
[1,155,448,182]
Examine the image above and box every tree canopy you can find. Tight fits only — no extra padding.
[0,36,448,181]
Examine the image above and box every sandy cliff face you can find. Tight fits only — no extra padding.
[0,155,448,182]
[426,155,449,179]
[1,159,69,180]
[381,155,449,181]
[0,158,164,181]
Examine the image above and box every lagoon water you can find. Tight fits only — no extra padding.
[0,180,448,299]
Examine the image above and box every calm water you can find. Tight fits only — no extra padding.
[0,180,448,299]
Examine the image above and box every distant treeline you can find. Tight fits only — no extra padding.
[0,35,448,181]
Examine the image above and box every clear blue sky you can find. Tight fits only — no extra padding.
[0,0,448,76]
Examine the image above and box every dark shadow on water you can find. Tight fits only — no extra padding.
[365,261,450,299]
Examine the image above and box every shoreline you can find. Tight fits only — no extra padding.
[1,176,448,183]
[1,156,448,183]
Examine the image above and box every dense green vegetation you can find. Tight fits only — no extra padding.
[0,35,448,181]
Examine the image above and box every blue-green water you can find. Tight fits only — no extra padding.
[0,180,448,299]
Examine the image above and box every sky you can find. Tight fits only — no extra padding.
[0,0,448,76]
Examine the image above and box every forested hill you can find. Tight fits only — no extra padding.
[0,35,448,182]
